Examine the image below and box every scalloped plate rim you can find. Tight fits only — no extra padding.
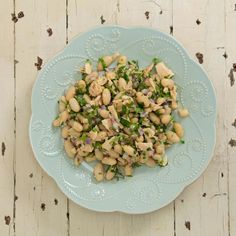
[29,25,217,214]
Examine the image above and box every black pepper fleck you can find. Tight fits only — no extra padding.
[35,57,43,70]
[170,26,173,35]
[144,11,150,20]
[1,142,6,156]
[185,221,191,230]
[229,138,236,147]
[29,173,33,178]
[196,19,201,25]
[100,15,105,24]
[229,63,236,86]
[4,216,11,225]
[202,192,207,197]
[41,203,46,211]
[196,52,203,64]
[47,28,53,36]
[221,172,224,178]
[18,11,24,18]
[181,199,184,203]
[223,52,228,59]
[54,198,58,205]
[14,195,18,201]
[66,212,70,220]
[11,13,18,23]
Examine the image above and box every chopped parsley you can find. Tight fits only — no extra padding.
[120,118,131,127]
[98,57,107,70]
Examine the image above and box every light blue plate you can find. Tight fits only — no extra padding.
[29,26,216,214]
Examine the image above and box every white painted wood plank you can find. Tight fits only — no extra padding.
[173,0,228,235]
[14,1,68,235]
[225,1,236,235]
[0,1,15,235]
[68,1,174,236]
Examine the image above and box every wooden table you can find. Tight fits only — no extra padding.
[1,1,235,235]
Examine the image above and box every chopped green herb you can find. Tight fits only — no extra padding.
[131,162,141,168]
[130,123,140,132]
[122,105,128,114]
[123,73,129,81]
[94,141,102,148]
[120,118,131,127]
[180,140,185,144]
[76,95,87,106]
[153,57,162,65]
[80,133,87,142]
[98,57,107,70]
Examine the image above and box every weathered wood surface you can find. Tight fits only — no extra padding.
[0,0,235,235]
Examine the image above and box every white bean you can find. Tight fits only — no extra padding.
[124,165,133,176]
[117,157,127,166]
[102,157,117,165]
[136,92,150,107]
[66,86,76,101]
[84,62,92,74]
[61,126,69,138]
[152,154,162,161]
[93,163,104,181]
[171,101,178,109]
[178,108,189,117]
[139,154,148,163]
[155,62,174,79]
[68,128,81,138]
[166,131,180,143]
[98,109,109,118]
[60,110,69,124]
[95,149,103,160]
[108,149,120,159]
[114,144,123,154]
[173,122,184,138]
[106,71,116,80]
[77,114,88,124]
[123,145,135,156]
[77,80,86,92]
[64,140,76,158]
[85,155,96,162]
[149,112,160,125]
[72,121,83,132]
[96,131,107,141]
[106,168,116,180]
[145,157,156,167]
[118,78,127,91]
[155,144,165,154]
[89,81,103,97]
[102,88,111,105]
[59,96,67,112]
[69,98,80,112]
[118,55,127,64]
[160,114,171,125]
[161,78,174,88]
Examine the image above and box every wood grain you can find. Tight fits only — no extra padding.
[0,0,235,235]
[14,1,68,235]
[173,1,229,235]
[0,1,14,235]
[225,0,236,235]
